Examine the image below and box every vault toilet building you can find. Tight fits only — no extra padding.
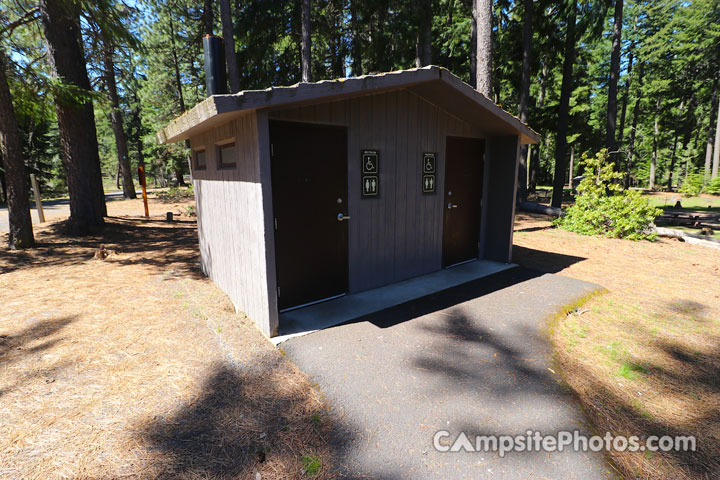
[158,66,539,337]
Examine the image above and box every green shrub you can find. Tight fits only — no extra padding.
[554,149,662,241]
[679,173,703,197]
[704,177,720,195]
[157,185,194,201]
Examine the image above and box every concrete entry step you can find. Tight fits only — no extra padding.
[273,260,515,345]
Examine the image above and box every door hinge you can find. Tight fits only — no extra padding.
[274,218,278,230]
[277,286,281,297]
[270,143,274,157]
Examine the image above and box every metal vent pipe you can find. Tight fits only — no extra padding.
[203,35,228,96]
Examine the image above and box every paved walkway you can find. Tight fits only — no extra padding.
[281,267,614,479]
[0,191,135,232]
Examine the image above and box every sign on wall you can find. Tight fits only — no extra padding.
[422,153,436,194]
[361,150,379,198]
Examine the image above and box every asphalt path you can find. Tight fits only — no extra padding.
[0,191,131,233]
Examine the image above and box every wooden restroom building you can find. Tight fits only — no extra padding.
[157,66,539,337]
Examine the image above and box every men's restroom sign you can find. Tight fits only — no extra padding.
[362,150,379,174]
[361,150,379,198]
[363,175,379,196]
[422,153,436,194]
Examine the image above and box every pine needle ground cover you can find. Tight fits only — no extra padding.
[514,213,720,480]
[0,196,336,479]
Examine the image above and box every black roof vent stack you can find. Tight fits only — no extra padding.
[203,35,228,96]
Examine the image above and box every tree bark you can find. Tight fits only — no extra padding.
[474,0,492,97]
[704,78,718,180]
[203,0,213,36]
[39,0,106,230]
[219,0,240,92]
[0,49,33,249]
[517,0,533,202]
[650,97,661,190]
[102,32,136,199]
[349,0,362,76]
[415,0,432,67]
[301,0,311,82]
[713,93,720,178]
[606,0,623,160]
[470,0,477,89]
[168,10,186,112]
[551,1,577,208]
[617,47,633,155]
[625,61,643,187]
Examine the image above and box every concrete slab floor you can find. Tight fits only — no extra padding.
[274,260,515,345]
[280,267,614,479]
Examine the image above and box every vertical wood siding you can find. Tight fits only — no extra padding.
[189,111,277,336]
[269,89,481,292]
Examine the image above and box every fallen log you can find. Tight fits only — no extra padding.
[518,201,564,218]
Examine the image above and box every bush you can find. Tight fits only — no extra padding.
[157,185,194,201]
[679,173,703,197]
[704,177,720,195]
[554,150,662,241]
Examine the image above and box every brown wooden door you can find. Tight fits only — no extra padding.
[270,121,349,311]
[442,136,485,267]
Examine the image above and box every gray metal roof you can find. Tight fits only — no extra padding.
[157,66,540,145]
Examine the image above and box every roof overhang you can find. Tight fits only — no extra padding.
[156,66,540,146]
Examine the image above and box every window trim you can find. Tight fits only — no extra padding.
[216,139,237,170]
[193,148,207,171]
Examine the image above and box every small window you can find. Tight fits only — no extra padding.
[217,142,237,169]
[194,149,206,170]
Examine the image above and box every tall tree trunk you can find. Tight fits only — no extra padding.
[349,0,362,76]
[39,0,106,230]
[301,0,311,82]
[203,0,213,36]
[0,49,33,249]
[219,0,240,92]
[625,61,643,187]
[516,0,533,202]
[474,0,492,97]
[617,46,633,155]
[704,78,718,180]
[667,129,679,189]
[470,0,477,89]
[650,97,661,190]
[713,93,720,178]
[102,33,136,199]
[606,0,623,161]
[415,0,432,67]
[551,1,577,208]
[168,10,186,112]
[530,62,548,193]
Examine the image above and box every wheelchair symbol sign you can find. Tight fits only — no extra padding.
[362,150,379,174]
[423,153,436,174]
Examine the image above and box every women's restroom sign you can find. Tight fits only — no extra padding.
[361,150,379,197]
[422,152,436,194]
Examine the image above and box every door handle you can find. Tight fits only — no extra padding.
[447,203,458,209]
[337,213,350,221]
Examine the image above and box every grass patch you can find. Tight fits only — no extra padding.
[301,454,322,476]
[617,361,647,380]
[514,212,720,479]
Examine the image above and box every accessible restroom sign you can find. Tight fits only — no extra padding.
[361,150,379,197]
[422,152,436,194]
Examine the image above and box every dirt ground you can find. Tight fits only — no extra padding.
[2,195,718,479]
[514,213,720,480]
[0,194,336,479]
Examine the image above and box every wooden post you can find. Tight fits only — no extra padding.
[137,166,149,218]
[30,173,45,223]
